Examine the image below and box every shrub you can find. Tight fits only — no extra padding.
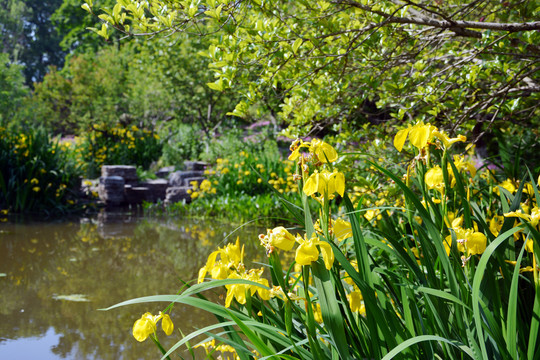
[73,124,162,178]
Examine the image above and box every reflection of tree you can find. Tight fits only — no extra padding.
[0,216,266,359]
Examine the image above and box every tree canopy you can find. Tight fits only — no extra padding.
[84,0,540,136]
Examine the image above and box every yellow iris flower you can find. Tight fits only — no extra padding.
[444,224,487,257]
[132,311,174,342]
[425,166,445,193]
[289,138,338,163]
[267,226,296,251]
[198,238,244,283]
[394,122,465,152]
[303,169,345,197]
[505,206,540,228]
[225,268,270,307]
[333,218,352,241]
[295,233,334,270]
[348,290,366,316]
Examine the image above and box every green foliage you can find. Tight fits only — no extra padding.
[136,35,243,133]
[107,125,540,359]
[51,0,117,53]
[90,0,540,135]
[158,193,290,225]
[28,33,242,136]
[190,137,298,199]
[489,125,540,179]
[158,122,206,168]
[72,124,162,178]
[0,126,80,213]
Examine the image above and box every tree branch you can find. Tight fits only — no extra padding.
[339,0,540,38]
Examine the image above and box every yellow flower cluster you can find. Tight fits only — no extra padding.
[259,227,334,270]
[195,339,253,359]
[188,179,217,199]
[198,238,269,307]
[394,121,466,153]
[444,217,487,265]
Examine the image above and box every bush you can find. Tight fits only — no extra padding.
[73,124,162,178]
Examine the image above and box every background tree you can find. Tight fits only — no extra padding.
[0,53,28,125]
[51,0,117,53]
[0,0,66,85]
[85,0,540,138]
[29,34,241,135]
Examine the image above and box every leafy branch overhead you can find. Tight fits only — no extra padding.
[85,0,540,134]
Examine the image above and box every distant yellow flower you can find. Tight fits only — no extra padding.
[30,178,39,185]
[32,187,40,192]
[349,290,366,316]
[200,179,212,192]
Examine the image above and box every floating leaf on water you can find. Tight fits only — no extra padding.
[52,294,90,302]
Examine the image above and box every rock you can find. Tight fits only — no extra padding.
[124,185,150,204]
[101,165,138,185]
[184,176,206,187]
[139,179,168,202]
[169,170,205,187]
[155,166,175,179]
[184,161,207,171]
[98,176,125,206]
[165,186,191,205]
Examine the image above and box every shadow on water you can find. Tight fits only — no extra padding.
[0,210,267,359]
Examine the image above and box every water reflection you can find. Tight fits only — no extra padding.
[0,213,266,359]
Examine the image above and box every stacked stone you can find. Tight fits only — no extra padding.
[96,162,209,207]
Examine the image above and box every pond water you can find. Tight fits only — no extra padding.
[0,212,267,359]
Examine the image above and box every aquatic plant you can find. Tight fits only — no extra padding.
[0,126,80,213]
[107,123,540,359]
